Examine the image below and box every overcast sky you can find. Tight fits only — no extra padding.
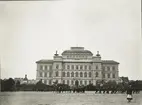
[0,0,141,80]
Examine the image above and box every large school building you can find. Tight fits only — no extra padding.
[36,47,119,86]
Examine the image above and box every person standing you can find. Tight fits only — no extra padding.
[126,85,133,102]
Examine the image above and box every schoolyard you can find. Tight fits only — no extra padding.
[0,91,141,105]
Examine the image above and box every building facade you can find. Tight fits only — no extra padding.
[36,47,119,86]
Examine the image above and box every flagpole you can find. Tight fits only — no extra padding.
[0,58,1,92]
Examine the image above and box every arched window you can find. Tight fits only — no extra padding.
[67,72,70,77]
[71,80,74,85]
[84,72,87,77]
[71,72,74,77]
[107,73,110,78]
[80,65,83,70]
[89,80,91,84]
[62,72,65,77]
[49,80,52,85]
[89,66,91,70]
[40,65,43,70]
[80,72,83,77]
[89,72,92,77]
[40,72,42,77]
[95,72,98,77]
[85,65,87,70]
[55,71,58,77]
[103,74,105,78]
[44,65,47,70]
[75,72,78,77]
[49,72,52,77]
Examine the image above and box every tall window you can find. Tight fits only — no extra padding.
[96,65,98,70]
[40,65,43,70]
[44,72,47,77]
[112,66,115,71]
[95,72,98,77]
[40,72,42,77]
[56,64,59,69]
[89,72,92,77]
[71,72,74,77]
[80,72,83,77]
[107,73,110,78]
[75,72,78,77]
[44,80,47,84]
[103,74,105,78]
[49,72,52,77]
[71,65,74,70]
[49,80,52,85]
[55,71,58,77]
[107,66,110,71]
[85,65,87,70]
[113,74,115,78]
[63,80,65,84]
[80,80,82,85]
[89,80,91,84]
[84,80,87,85]
[89,65,91,70]
[67,72,70,77]
[84,72,87,77]
[71,80,74,85]
[76,65,78,70]
[67,80,69,85]
[102,66,105,71]
[44,65,47,70]
[49,65,52,70]
[62,72,65,77]
[80,65,83,70]
[67,65,70,69]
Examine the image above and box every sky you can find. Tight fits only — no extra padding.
[0,0,141,80]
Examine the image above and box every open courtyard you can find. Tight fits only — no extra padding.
[0,91,141,105]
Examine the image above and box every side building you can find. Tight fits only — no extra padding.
[36,47,119,86]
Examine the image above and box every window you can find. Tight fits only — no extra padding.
[95,72,98,77]
[107,66,110,71]
[84,72,87,77]
[89,80,91,84]
[75,72,78,77]
[62,72,65,77]
[76,65,78,70]
[55,71,58,77]
[67,72,70,77]
[56,80,58,83]
[80,72,83,77]
[112,66,115,71]
[44,73,47,77]
[67,80,69,85]
[113,74,115,78]
[85,65,87,69]
[40,65,43,70]
[89,72,92,77]
[80,65,83,70]
[49,72,52,77]
[63,80,65,84]
[71,65,74,70]
[67,65,70,69]
[44,65,47,70]
[102,66,105,70]
[40,72,42,77]
[96,65,98,70]
[49,66,52,70]
[71,80,74,85]
[56,64,59,69]
[49,80,52,85]
[80,80,82,85]
[103,74,105,78]
[84,80,87,85]
[71,72,74,77]
[108,73,110,78]
[89,66,91,70]
[44,80,47,84]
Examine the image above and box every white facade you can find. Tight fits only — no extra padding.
[36,47,119,86]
